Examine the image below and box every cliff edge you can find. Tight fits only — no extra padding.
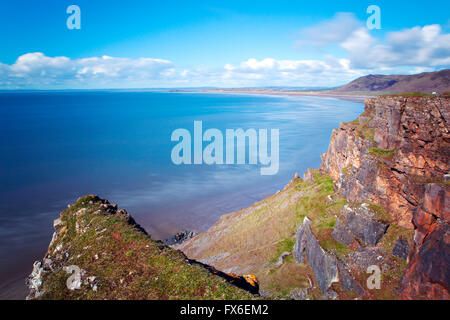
[26,195,258,300]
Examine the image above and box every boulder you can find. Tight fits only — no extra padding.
[163,230,197,246]
[331,218,355,246]
[341,205,389,247]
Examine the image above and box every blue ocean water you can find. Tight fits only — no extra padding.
[0,91,363,296]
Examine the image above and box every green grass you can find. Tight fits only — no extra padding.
[38,196,256,300]
[346,119,360,126]
[319,237,351,260]
[369,148,396,160]
[354,117,375,143]
[341,165,352,177]
[382,92,434,97]
[292,172,352,260]
[366,202,393,224]
[271,238,296,263]
[263,261,323,299]
[346,201,392,224]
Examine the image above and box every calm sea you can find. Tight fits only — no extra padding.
[0,91,363,298]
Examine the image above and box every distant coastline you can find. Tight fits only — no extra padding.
[179,88,374,103]
[175,69,450,104]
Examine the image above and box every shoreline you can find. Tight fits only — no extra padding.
[186,89,374,103]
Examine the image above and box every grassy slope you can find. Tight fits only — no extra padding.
[39,196,256,300]
[179,168,414,299]
[179,172,349,298]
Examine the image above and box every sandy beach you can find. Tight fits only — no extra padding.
[197,89,374,103]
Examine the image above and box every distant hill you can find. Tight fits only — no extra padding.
[335,69,450,94]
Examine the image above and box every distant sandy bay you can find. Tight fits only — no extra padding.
[192,89,374,103]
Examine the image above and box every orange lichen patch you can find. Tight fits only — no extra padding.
[226,272,240,279]
[226,273,259,289]
[243,274,259,287]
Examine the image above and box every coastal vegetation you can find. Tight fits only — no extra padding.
[369,148,396,160]
[30,196,257,300]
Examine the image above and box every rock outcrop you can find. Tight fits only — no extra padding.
[26,196,258,300]
[320,96,449,299]
[293,216,366,298]
[338,204,389,247]
[293,217,339,295]
[163,230,197,246]
[399,183,449,299]
[321,96,449,228]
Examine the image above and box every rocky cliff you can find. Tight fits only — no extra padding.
[320,96,449,299]
[321,96,449,228]
[26,196,258,300]
[180,96,449,300]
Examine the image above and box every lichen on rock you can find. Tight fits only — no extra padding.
[25,195,258,300]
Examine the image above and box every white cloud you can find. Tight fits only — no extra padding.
[0,53,175,88]
[0,53,363,88]
[220,57,363,87]
[342,24,450,69]
[296,12,363,48]
[296,13,450,70]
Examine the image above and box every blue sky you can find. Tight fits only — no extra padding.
[0,0,449,88]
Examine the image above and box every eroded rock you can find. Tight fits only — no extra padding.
[331,217,355,246]
[293,217,339,294]
[163,230,197,246]
[342,205,389,247]
[400,183,450,299]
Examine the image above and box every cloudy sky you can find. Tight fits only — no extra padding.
[0,0,449,89]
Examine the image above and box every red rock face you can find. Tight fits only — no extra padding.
[320,96,450,299]
[400,184,449,299]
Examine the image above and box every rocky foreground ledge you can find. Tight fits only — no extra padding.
[26,196,258,300]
